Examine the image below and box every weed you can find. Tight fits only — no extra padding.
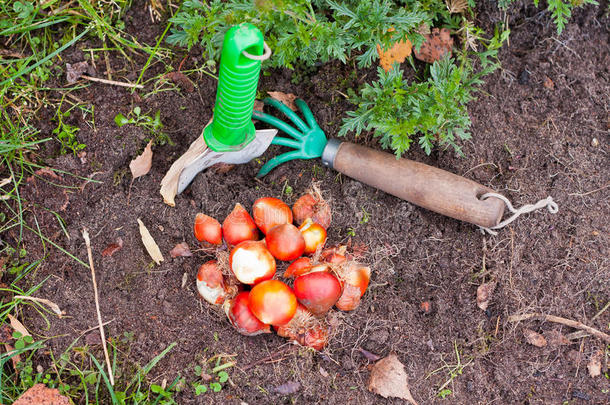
[426,341,473,398]
[498,0,598,34]
[192,357,232,396]
[114,107,173,146]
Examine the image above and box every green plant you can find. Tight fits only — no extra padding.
[497,0,598,34]
[340,24,509,157]
[426,341,473,399]
[167,0,434,69]
[191,359,232,396]
[114,107,173,146]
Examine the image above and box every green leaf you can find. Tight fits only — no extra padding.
[133,106,141,116]
[114,114,129,127]
[217,371,228,383]
[209,382,222,392]
[194,384,207,395]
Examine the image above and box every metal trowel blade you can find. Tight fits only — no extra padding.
[177,129,278,194]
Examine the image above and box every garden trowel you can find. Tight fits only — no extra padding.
[162,23,505,229]
[160,23,277,206]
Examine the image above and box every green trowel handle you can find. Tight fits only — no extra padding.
[204,23,265,152]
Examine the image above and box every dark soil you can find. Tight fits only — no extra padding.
[7,1,609,404]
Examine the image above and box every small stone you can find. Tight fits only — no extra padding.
[591,138,599,147]
[518,70,530,85]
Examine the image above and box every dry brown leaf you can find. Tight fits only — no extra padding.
[7,314,30,337]
[273,381,300,395]
[14,383,70,405]
[14,296,63,317]
[170,242,192,258]
[414,28,453,64]
[209,163,235,174]
[268,91,297,111]
[130,141,153,179]
[34,167,60,179]
[4,343,22,370]
[358,347,382,362]
[587,349,602,377]
[0,176,12,188]
[102,237,124,257]
[163,72,195,93]
[137,219,164,265]
[543,76,555,89]
[523,328,547,347]
[476,281,496,311]
[253,99,264,112]
[377,29,413,72]
[66,61,90,84]
[368,354,418,404]
[544,329,570,347]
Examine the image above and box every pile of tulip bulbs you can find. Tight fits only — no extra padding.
[193,187,370,350]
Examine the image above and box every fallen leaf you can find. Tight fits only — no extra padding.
[14,296,63,317]
[137,219,164,265]
[163,72,194,93]
[170,242,192,258]
[543,76,554,89]
[544,329,570,347]
[85,331,102,346]
[14,383,70,405]
[0,176,12,188]
[66,61,90,84]
[272,381,300,395]
[7,314,30,337]
[268,91,297,111]
[358,348,381,362]
[377,28,413,72]
[130,141,153,179]
[209,162,235,174]
[4,343,22,370]
[414,28,453,64]
[319,366,329,378]
[587,349,602,377]
[523,328,547,347]
[34,167,60,179]
[476,281,497,311]
[181,272,188,289]
[253,99,264,112]
[368,354,418,404]
[102,237,123,257]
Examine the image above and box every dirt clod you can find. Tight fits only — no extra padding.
[14,384,70,405]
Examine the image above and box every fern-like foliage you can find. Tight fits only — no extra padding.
[167,0,438,68]
[340,28,509,157]
[499,0,597,34]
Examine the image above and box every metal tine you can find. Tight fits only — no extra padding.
[263,98,310,133]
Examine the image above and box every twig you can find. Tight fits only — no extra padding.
[81,75,144,89]
[508,313,610,343]
[568,183,609,197]
[591,301,610,322]
[82,228,115,386]
[241,346,294,370]
[77,319,115,337]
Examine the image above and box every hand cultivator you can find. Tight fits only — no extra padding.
[162,23,557,232]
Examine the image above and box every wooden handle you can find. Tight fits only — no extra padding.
[331,142,504,228]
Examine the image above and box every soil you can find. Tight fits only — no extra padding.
[4,1,609,404]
